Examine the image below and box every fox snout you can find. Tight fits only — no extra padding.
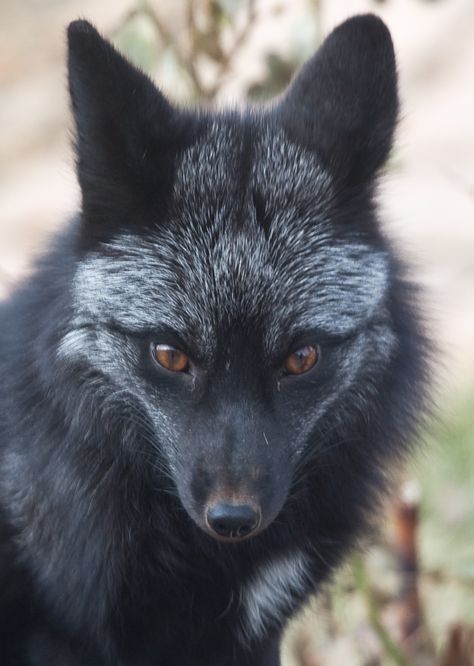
[176,438,291,543]
[205,500,262,541]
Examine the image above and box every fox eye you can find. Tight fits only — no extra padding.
[151,344,189,373]
[284,345,319,375]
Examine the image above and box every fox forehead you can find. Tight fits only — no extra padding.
[71,121,389,345]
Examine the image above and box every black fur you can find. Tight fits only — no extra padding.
[0,16,429,665]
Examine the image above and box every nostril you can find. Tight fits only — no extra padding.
[206,503,260,540]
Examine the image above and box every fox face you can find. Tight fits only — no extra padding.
[59,18,420,544]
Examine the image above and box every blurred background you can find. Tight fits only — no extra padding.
[1,0,473,664]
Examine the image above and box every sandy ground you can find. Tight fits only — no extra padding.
[1,0,473,401]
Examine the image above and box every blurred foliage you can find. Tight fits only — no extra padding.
[285,390,474,665]
[111,0,445,105]
[112,0,321,102]
[247,53,295,101]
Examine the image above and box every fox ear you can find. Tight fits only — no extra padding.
[67,20,183,236]
[278,14,398,191]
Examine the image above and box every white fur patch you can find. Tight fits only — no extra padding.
[56,329,91,362]
[239,551,309,644]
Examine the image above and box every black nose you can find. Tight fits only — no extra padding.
[206,503,261,539]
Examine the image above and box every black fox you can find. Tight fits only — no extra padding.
[0,15,429,666]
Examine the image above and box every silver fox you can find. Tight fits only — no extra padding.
[0,15,429,666]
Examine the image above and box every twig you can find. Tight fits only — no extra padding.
[391,481,423,641]
[424,568,474,590]
[205,0,258,98]
[115,0,259,100]
[113,1,208,96]
[438,623,474,666]
[185,0,208,97]
[352,554,410,666]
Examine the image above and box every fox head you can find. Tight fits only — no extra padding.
[60,17,423,544]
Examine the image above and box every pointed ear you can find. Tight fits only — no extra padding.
[278,14,398,191]
[67,21,184,236]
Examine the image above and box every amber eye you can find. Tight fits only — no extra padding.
[284,345,319,375]
[152,344,190,373]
